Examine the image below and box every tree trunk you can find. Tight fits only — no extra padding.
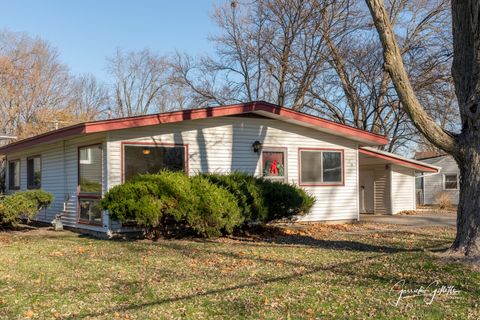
[365,0,480,256]
[451,144,480,256]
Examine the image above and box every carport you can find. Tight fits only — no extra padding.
[358,147,439,215]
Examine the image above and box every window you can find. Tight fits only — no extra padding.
[27,156,41,189]
[78,144,102,225]
[79,148,92,164]
[444,174,458,190]
[299,149,343,185]
[8,160,20,190]
[123,144,187,181]
[262,149,287,182]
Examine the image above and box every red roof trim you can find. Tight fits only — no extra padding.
[359,148,439,173]
[0,101,388,154]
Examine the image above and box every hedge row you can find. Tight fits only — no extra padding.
[0,190,54,226]
[101,171,315,238]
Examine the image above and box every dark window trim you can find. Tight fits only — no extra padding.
[77,143,103,226]
[26,155,42,190]
[298,148,345,187]
[121,141,189,183]
[261,146,288,181]
[8,159,21,190]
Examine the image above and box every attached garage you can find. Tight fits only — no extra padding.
[358,147,439,215]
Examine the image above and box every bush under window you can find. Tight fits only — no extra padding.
[102,171,315,238]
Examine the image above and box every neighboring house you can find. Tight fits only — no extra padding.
[0,101,439,236]
[415,153,459,205]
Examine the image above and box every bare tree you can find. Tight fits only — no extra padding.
[366,0,480,256]
[170,0,456,154]
[69,74,110,121]
[107,48,172,116]
[0,30,108,139]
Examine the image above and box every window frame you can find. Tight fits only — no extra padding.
[77,143,103,226]
[298,148,344,186]
[261,147,288,182]
[121,142,189,183]
[443,173,459,190]
[8,159,21,190]
[27,155,42,190]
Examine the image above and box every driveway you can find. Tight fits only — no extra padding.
[360,213,456,227]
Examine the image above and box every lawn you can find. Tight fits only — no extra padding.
[0,223,479,319]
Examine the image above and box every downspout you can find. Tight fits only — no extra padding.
[63,140,68,213]
[356,143,360,221]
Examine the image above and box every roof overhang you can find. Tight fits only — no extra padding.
[359,147,440,173]
[0,101,388,154]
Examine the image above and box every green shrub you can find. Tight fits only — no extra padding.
[101,172,242,238]
[102,171,315,238]
[22,190,54,210]
[201,172,315,223]
[189,175,243,237]
[260,179,315,220]
[0,189,54,226]
[200,172,268,222]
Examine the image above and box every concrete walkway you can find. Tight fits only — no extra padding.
[360,213,456,227]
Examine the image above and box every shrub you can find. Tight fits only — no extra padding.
[22,190,54,210]
[101,172,242,237]
[0,189,54,226]
[435,191,452,210]
[260,179,315,221]
[200,172,268,222]
[201,172,315,223]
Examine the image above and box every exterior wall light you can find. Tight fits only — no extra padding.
[143,148,151,155]
[252,140,262,153]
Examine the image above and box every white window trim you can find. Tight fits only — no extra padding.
[79,148,92,165]
[443,173,459,190]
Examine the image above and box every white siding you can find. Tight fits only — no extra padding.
[421,156,459,205]
[390,165,416,214]
[374,166,390,214]
[107,116,360,222]
[4,134,108,232]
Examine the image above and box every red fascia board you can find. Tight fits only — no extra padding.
[0,101,388,154]
[359,148,439,173]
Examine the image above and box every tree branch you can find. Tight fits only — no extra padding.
[365,0,457,154]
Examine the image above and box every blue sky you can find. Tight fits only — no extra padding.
[0,0,220,81]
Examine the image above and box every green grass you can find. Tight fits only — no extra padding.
[0,223,478,319]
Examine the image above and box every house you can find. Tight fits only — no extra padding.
[415,153,459,205]
[0,101,439,236]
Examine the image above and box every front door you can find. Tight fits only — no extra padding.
[359,170,374,213]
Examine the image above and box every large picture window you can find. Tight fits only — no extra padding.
[444,174,458,190]
[123,144,187,181]
[78,144,103,225]
[262,148,287,182]
[8,160,20,190]
[27,156,41,189]
[299,149,343,185]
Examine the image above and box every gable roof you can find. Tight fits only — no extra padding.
[414,151,448,160]
[0,101,388,154]
[360,147,440,173]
